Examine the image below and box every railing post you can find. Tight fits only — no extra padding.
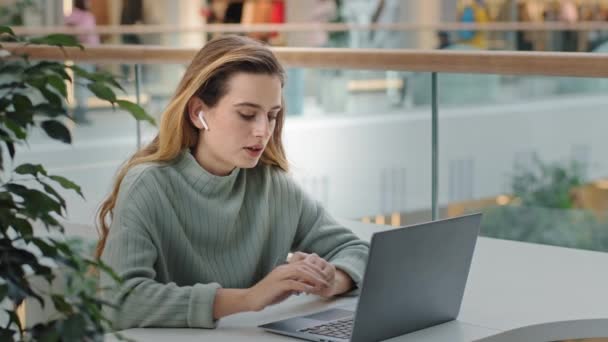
[431,72,439,221]
[134,64,142,149]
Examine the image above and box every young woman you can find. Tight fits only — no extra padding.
[97,35,369,330]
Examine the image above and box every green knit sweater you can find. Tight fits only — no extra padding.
[100,150,369,330]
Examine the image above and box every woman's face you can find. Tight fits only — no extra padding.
[193,72,283,176]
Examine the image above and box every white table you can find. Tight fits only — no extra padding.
[106,220,608,342]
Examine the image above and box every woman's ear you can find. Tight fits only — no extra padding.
[187,97,209,130]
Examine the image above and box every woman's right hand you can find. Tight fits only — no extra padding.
[245,260,330,312]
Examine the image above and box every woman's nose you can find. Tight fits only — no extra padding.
[253,116,271,137]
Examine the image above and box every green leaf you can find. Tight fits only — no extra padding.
[0,82,26,90]
[116,100,155,125]
[0,98,10,111]
[24,61,73,83]
[28,34,83,49]
[0,25,15,36]
[6,140,15,159]
[14,163,47,177]
[61,314,86,341]
[51,295,73,315]
[70,65,93,79]
[33,103,67,118]
[13,94,33,113]
[10,217,32,237]
[87,82,116,103]
[3,117,26,139]
[0,328,16,342]
[40,180,66,211]
[0,129,15,159]
[26,76,65,107]
[2,251,46,307]
[46,74,67,98]
[39,87,64,108]
[6,110,34,127]
[89,70,125,92]
[39,213,61,230]
[30,238,58,258]
[49,175,83,198]
[0,284,7,301]
[0,63,24,75]
[41,120,71,144]
[4,183,62,216]
[29,321,60,341]
[5,309,22,333]
[25,77,46,89]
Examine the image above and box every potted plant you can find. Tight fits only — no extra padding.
[0,25,154,341]
[482,154,608,252]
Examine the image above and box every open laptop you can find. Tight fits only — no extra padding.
[259,213,482,342]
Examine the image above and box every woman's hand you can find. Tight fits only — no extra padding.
[288,252,354,298]
[245,259,330,312]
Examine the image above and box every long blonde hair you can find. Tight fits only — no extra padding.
[95,36,288,259]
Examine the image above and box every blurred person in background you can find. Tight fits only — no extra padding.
[370,0,401,49]
[284,0,336,116]
[120,0,143,45]
[458,0,490,49]
[64,0,99,124]
[342,0,377,48]
[437,31,452,49]
[559,0,579,52]
[370,0,406,107]
[582,3,606,51]
[516,1,534,51]
[224,0,244,23]
[120,0,143,81]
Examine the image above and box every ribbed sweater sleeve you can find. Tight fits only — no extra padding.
[289,176,369,293]
[100,167,221,329]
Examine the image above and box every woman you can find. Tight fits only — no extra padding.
[64,0,99,124]
[97,35,369,330]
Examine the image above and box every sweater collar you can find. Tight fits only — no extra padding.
[174,149,240,195]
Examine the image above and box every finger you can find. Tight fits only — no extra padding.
[307,254,333,272]
[305,253,322,265]
[303,256,333,280]
[302,264,331,284]
[290,265,330,289]
[297,259,327,278]
[322,264,335,281]
[289,252,308,263]
[284,279,315,294]
[298,265,330,289]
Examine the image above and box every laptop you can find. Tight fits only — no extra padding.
[259,213,482,342]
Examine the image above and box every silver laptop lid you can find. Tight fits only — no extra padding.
[350,213,482,342]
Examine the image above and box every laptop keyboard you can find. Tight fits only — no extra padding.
[299,317,354,340]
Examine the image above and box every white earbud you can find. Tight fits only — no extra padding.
[197,111,209,131]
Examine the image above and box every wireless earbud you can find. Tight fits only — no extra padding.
[197,111,209,131]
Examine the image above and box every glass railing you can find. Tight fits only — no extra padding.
[436,72,608,253]
[3,42,608,255]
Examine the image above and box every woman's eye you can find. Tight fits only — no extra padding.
[238,112,255,120]
[268,114,278,121]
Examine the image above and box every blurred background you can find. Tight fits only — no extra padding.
[2,0,608,255]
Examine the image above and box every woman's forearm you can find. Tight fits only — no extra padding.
[332,269,355,296]
[213,288,251,319]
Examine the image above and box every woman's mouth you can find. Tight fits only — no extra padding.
[244,145,263,157]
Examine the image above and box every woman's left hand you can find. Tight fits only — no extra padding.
[288,252,353,298]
